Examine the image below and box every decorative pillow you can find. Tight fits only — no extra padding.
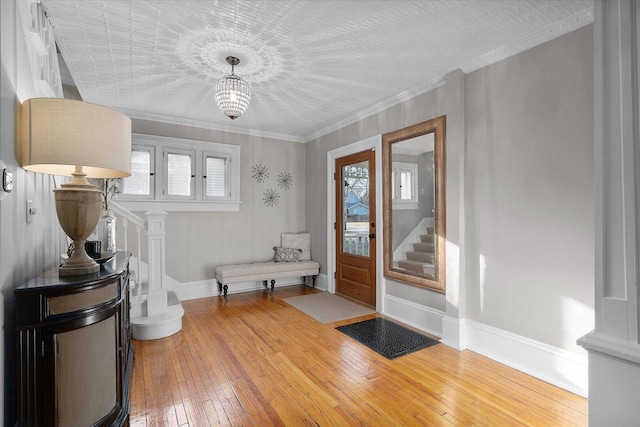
[273,246,302,262]
[281,232,311,261]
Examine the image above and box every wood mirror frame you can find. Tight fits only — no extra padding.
[382,116,446,292]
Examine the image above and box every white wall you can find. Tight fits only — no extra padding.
[131,120,306,283]
[1,1,67,424]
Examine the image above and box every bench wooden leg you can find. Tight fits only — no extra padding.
[270,279,275,293]
[262,280,268,290]
[301,275,318,288]
[223,284,228,300]
[218,281,223,295]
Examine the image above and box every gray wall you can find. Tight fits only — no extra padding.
[305,25,594,352]
[305,81,449,310]
[464,25,594,349]
[131,120,306,283]
[1,1,67,424]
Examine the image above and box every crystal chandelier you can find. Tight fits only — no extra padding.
[215,56,251,120]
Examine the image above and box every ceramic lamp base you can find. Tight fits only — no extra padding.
[59,255,100,276]
[54,179,102,276]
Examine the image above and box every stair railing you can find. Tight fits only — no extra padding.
[110,203,145,287]
[110,203,168,305]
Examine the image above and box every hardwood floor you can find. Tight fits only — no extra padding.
[129,286,587,426]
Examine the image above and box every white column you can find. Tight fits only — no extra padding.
[578,1,640,424]
[145,211,168,317]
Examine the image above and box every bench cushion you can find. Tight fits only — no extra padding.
[215,261,320,285]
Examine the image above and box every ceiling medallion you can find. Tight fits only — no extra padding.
[215,56,251,120]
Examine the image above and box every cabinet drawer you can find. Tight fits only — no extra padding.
[48,280,118,315]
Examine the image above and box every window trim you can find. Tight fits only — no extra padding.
[202,151,232,201]
[117,134,241,212]
[121,145,155,201]
[162,147,195,201]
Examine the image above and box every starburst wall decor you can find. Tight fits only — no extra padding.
[252,164,269,183]
[277,172,293,190]
[263,189,279,207]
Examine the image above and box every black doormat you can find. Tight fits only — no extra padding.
[336,317,439,359]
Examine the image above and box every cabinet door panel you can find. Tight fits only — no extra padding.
[56,316,117,426]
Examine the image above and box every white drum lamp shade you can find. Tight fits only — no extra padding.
[19,98,131,276]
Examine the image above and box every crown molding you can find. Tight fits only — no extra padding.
[122,110,306,143]
[303,75,447,143]
[305,9,594,143]
[460,9,594,73]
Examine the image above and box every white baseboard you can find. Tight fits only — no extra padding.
[441,315,466,350]
[383,294,588,397]
[130,255,328,300]
[461,319,588,397]
[170,276,324,301]
[169,278,217,301]
[383,294,444,338]
[314,273,328,291]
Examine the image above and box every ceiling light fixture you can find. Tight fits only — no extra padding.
[215,56,251,120]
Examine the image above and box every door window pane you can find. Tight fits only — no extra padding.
[342,161,370,256]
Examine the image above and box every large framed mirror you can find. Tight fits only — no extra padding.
[382,116,446,292]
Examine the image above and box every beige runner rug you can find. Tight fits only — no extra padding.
[283,292,375,324]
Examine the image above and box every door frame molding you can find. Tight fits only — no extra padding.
[326,134,383,311]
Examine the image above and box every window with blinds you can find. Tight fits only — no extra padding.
[166,151,193,198]
[122,148,153,197]
[118,134,241,211]
[204,155,228,199]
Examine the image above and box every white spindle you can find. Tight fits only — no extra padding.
[136,224,142,288]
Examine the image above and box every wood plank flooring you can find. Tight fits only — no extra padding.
[129,286,587,426]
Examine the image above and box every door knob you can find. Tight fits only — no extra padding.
[369,233,376,239]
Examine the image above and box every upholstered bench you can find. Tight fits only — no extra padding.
[214,260,320,298]
[215,232,319,299]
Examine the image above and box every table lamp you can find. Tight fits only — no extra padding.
[19,98,131,276]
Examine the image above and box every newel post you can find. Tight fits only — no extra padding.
[577,1,640,424]
[145,211,168,316]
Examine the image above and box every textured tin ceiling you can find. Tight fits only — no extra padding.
[41,0,593,142]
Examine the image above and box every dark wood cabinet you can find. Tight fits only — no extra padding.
[15,252,133,426]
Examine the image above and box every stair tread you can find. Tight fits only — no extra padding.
[412,242,435,253]
[420,234,435,243]
[397,259,429,274]
[399,259,429,266]
[406,251,434,262]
